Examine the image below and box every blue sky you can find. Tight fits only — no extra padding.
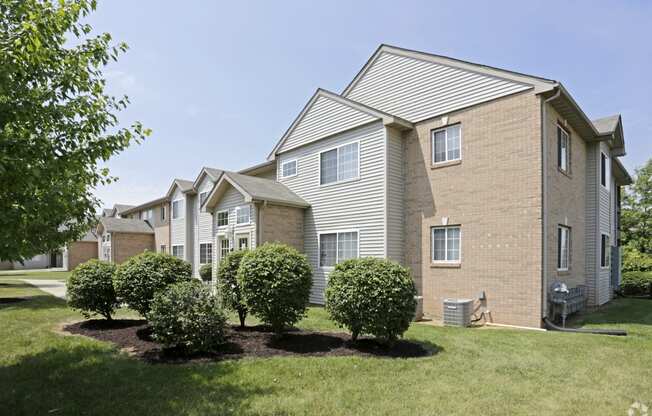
[89,0,652,208]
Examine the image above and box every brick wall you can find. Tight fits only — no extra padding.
[112,233,155,264]
[258,203,304,252]
[68,241,98,270]
[404,91,544,328]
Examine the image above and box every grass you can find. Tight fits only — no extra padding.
[0,269,71,281]
[1,282,651,415]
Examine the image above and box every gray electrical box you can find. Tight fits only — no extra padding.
[443,298,474,327]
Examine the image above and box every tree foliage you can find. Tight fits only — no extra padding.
[621,159,652,254]
[0,0,150,261]
[216,249,248,328]
[67,259,117,320]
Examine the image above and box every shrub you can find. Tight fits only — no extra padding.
[67,259,118,320]
[216,250,248,328]
[113,251,192,316]
[199,263,213,282]
[238,243,312,334]
[147,280,226,353]
[622,245,652,273]
[620,271,652,296]
[325,258,417,344]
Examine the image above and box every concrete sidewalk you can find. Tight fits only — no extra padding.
[22,279,67,299]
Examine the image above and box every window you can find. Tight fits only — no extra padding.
[142,208,153,221]
[281,160,297,178]
[237,236,249,250]
[199,192,209,207]
[172,199,184,219]
[557,125,570,173]
[601,152,610,190]
[105,233,110,243]
[319,231,358,268]
[319,142,359,185]
[172,245,184,259]
[160,245,166,254]
[431,226,461,262]
[219,238,230,258]
[199,243,212,264]
[557,225,571,271]
[601,234,611,268]
[236,205,250,225]
[432,124,461,164]
[217,210,229,227]
[160,206,166,221]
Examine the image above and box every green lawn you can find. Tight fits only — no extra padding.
[0,270,71,281]
[1,282,651,415]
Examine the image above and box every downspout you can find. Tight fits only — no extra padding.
[541,87,561,322]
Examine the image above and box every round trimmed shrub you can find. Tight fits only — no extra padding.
[113,251,192,316]
[147,280,226,353]
[67,259,118,320]
[217,250,248,328]
[325,258,417,344]
[199,263,213,282]
[620,271,652,296]
[622,245,652,273]
[238,243,312,334]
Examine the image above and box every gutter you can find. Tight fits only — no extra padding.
[541,86,561,321]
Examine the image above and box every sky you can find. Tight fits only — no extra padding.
[88,0,652,208]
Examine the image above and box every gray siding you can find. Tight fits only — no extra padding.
[386,126,405,263]
[597,142,613,305]
[170,187,186,249]
[278,121,386,303]
[194,176,215,276]
[345,51,531,123]
[185,194,196,267]
[585,143,599,305]
[212,185,257,261]
[279,95,376,154]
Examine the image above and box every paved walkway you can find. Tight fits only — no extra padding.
[22,279,67,299]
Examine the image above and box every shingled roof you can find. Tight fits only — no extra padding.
[97,217,154,234]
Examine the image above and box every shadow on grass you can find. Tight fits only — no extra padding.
[0,295,67,311]
[0,282,33,289]
[0,344,275,415]
[570,298,652,328]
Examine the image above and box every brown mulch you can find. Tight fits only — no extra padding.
[63,319,435,363]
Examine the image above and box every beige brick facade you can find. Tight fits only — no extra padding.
[258,203,304,252]
[67,241,98,270]
[112,233,155,264]
[405,91,544,328]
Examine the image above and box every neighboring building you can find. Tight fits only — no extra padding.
[62,230,98,270]
[102,204,135,219]
[200,44,631,329]
[121,196,170,255]
[96,217,154,264]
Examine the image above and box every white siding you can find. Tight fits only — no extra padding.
[185,194,196,267]
[585,144,599,305]
[193,177,215,276]
[170,187,185,248]
[386,127,405,263]
[279,95,376,154]
[278,121,386,303]
[345,51,531,123]
[212,185,257,263]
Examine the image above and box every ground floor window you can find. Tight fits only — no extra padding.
[199,243,212,264]
[172,245,184,259]
[160,245,166,254]
[219,238,230,258]
[557,225,571,271]
[431,226,461,263]
[319,231,358,268]
[601,234,611,268]
[237,235,249,250]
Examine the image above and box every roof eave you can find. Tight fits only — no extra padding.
[251,198,310,209]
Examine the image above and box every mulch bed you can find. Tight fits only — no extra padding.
[63,319,434,363]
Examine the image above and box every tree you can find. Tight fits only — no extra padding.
[0,0,150,262]
[621,159,652,254]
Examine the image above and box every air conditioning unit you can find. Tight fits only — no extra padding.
[443,298,474,327]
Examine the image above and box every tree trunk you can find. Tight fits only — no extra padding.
[238,310,246,328]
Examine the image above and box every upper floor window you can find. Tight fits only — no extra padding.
[236,205,250,225]
[557,225,571,271]
[142,208,153,221]
[601,152,610,190]
[601,234,611,268]
[281,160,297,178]
[432,124,461,164]
[431,226,461,263]
[557,125,570,173]
[199,192,209,207]
[320,142,359,186]
[172,199,184,219]
[217,210,229,227]
[319,231,358,268]
[160,205,166,221]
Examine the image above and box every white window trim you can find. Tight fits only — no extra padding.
[172,199,184,220]
[430,226,462,264]
[317,229,360,270]
[235,205,251,225]
[318,140,361,188]
[161,205,166,221]
[199,242,213,265]
[216,209,229,227]
[557,225,571,272]
[281,159,298,179]
[172,244,184,259]
[557,124,570,173]
[601,233,611,269]
[431,124,462,165]
[600,151,610,191]
[235,232,251,251]
[199,191,209,208]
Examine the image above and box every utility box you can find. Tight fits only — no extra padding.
[443,299,474,327]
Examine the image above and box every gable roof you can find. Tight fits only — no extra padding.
[120,196,169,216]
[113,204,135,215]
[102,208,115,217]
[238,160,276,176]
[78,230,98,242]
[97,217,154,235]
[192,166,224,189]
[204,171,309,210]
[165,178,195,198]
[267,88,412,160]
[592,115,621,134]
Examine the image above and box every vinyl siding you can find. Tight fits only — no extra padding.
[386,126,405,263]
[597,142,612,305]
[278,95,377,154]
[170,187,186,249]
[185,194,196,267]
[278,121,386,303]
[212,185,257,262]
[345,51,531,123]
[194,176,215,276]
[585,143,599,305]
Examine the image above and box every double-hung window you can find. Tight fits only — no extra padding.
[432,124,461,164]
[199,192,209,207]
[320,142,359,185]
[431,226,461,263]
[236,205,250,225]
[172,245,184,259]
[219,238,230,258]
[199,243,212,264]
[217,210,229,227]
[557,225,571,271]
[319,231,358,268]
[601,234,611,268]
[601,152,610,190]
[172,200,184,219]
[281,160,297,178]
[160,206,166,221]
[557,125,570,173]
